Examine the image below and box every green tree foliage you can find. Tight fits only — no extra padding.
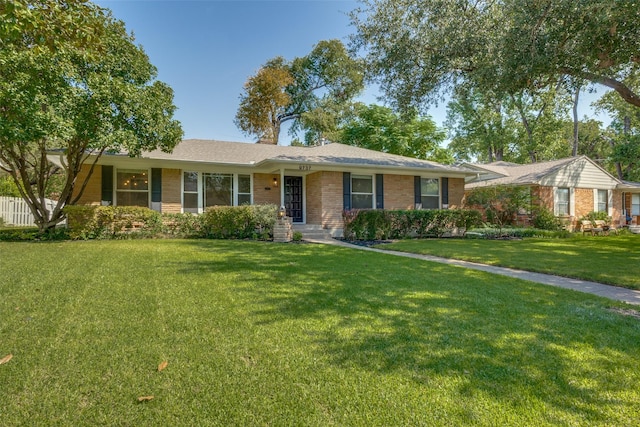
[336,104,453,163]
[446,87,517,163]
[465,185,531,232]
[234,58,294,144]
[594,75,640,180]
[0,172,21,198]
[0,0,183,232]
[235,40,364,145]
[446,85,571,163]
[350,0,640,113]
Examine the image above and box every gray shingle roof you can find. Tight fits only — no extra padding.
[144,139,470,174]
[465,157,584,188]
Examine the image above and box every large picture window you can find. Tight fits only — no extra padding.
[556,187,570,216]
[116,169,149,207]
[204,173,233,207]
[420,178,439,209]
[181,172,253,212]
[351,175,373,209]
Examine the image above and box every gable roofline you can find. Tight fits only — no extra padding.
[465,156,623,189]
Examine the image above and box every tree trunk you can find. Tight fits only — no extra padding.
[608,135,624,179]
[572,86,580,156]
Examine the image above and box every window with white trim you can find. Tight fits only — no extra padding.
[420,178,440,209]
[237,174,251,205]
[183,172,199,213]
[203,173,233,207]
[596,189,608,213]
[351,175,373,209]
[555,187,570,216]
[633,194,640,216]
[116,169,149,207]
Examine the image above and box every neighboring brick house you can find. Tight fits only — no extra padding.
[57,139,472,234]
[463,156,640,230]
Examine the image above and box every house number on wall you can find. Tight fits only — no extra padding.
[298,165,311,171]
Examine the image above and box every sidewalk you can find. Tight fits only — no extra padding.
[306,237,640,306]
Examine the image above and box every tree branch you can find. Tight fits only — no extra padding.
[563,68,640,107]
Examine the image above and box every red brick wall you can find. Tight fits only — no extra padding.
[574,188,594,220]
[162,168,182,213]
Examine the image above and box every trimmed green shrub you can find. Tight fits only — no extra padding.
[64,206,162,239]
[466,227,571,239]
[201,204,277,240]
[343,209,482,241]
[0,226,69,241]
[531,206,562,230]
[64,204,278,241]
[161,213,203,238]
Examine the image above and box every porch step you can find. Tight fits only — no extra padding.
[629,225,640,234]
[292,225,343,240]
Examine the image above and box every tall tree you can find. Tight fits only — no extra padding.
[0,0,183,233]
[446,86,517,163]
[446,85,569,163]
[594,75,640,180]
[350,0,640,113]
[337,104,453,163]
[234,58,294,144]
[235,39,364,145]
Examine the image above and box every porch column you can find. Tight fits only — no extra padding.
[279,168,285,210]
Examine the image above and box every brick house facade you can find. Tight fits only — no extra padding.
[464,156,639,230]
[67,139,472,233]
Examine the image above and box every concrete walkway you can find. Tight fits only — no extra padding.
[305,237,640,306]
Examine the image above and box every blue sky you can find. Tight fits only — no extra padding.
[97,0,609,145]
[96,0,387,144]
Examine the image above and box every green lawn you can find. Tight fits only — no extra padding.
[1,240,640,426]
[379,234,640,290]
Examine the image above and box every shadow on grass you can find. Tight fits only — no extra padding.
[175,240,640,422]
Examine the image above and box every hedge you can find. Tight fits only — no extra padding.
[63,204,278,240]
[343,209,482,241]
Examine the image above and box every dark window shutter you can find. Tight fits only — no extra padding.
[441,177,449,206]
[101,165,113,204]
[375,174,384,209]
[343,172,351,210]
[414,176,421,205]
[151,168,162,203]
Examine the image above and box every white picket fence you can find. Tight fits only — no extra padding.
[0,196,60,227]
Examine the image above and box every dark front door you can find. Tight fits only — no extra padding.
[284,176,303,223]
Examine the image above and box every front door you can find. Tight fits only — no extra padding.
[284,176,303,223]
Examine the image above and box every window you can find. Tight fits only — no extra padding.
[420,178,440,209]
[596,189,608,213]
[556,187,570,216]
[633,194,640,216]
[351,175,373,209]
[237,175,251,205]
[183,172,199,213]
[203,173,233,207]
[116,169,149,207]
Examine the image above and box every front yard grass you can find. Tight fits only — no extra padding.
[1,240,640,426]
[379,234,640,290]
